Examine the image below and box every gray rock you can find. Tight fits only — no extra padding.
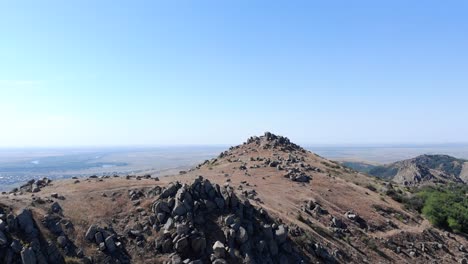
[6,214,18,232]
[171,254,182,264]
[175,237,189,254]
[263,225,273,240]
[10,239,22,253]
[191,236,206,254]
[21,247,36,264]
[0,219,5,231]
[99,242,106,251]
[275,225,287,244]
[164,217,174,231]
[161,182,179,199]
[269,240,278,256]
[162,238,173,253]
[157,212,167,223]
[173,200,187,216]
[17,209,37,237]
[205,200,217,212]
[224,215,236,226]
[176,223,189,235]
[51,202,63,214]
[213,241,225,258]
[95,232,104,244]
[105,235,117,252]
[153,201,171,214]
[331,217,343,229]
[256,240,266,253]
[279,254,288,264]
[0,230,7,247]
[85,225,98,242]
[57,236,67,248]
[215,197,225,210]
[236,226,248,244]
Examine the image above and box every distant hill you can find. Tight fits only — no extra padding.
[352,154,468,186]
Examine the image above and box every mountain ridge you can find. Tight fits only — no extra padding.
[365,154,468,186]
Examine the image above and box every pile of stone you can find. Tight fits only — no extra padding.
[151,177,302,264]
[0,206,65,264]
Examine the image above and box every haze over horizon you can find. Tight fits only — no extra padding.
[1,1,467,147]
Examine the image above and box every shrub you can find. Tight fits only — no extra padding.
[413,185,468,234]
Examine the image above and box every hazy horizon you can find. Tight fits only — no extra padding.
[1,1,467,147]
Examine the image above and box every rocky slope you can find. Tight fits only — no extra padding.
[367,154,468,186]
[0,133,467,264]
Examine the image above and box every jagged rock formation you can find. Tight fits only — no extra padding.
[367,154,468,186]
[0,206,65,264]
[149,176,301,264]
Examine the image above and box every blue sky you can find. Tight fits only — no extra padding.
[0,1,467,147]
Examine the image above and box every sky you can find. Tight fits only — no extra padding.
[0,0,467,147]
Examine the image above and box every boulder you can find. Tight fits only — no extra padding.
[164,217,175,231]
[21,247,36,264]
[236,226,249,244]
[51,202,63,214]
[269,240,278,256]
[153,201,171,213]
[263,224,273,240]
[57,236,67,248]
[191,236,206,254]
[17,209,37,237]
[85,225,98,242]
[161,182,179,199]
[215,197,225,210]
[174,237,189,254]
[176,223,189,235]
[173,200,187,216]
[275,225,287,244]
[10,239,22,253]
[213,241,226,258]
[105,235,117,252]
[0,230,7,247]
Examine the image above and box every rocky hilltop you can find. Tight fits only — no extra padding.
[367,154,468,186]
[1,133,467,264]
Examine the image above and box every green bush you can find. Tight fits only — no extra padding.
[413,185,468,234]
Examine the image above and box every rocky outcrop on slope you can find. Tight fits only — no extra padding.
[0,205,65,264]
[150,176,302,264]
[9,177,53,194]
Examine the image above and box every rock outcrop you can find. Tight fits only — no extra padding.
[150,176,302,263]
[0,206,65,264]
